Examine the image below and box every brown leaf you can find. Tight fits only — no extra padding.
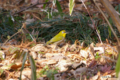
[11,63,30,70]
[88,60,97,68]
[100,65,111,73]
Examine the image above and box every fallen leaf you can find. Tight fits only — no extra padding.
[100,65,111,73]
[80,50,89,58]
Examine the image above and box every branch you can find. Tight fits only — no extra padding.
[12,2,51,15]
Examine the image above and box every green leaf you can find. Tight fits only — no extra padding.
[118,4,120,13]
[108,18,112,38]
[0,69,4,75]
[48,12,52,19]
[43,0,49,9]
[56,0,63,14]
[19,52,28,80]
[29,55,36,80]
[116,53,120,77]
[69,0,75,16]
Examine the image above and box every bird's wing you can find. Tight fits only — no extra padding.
[49,36,64,43]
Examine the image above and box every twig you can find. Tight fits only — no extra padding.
[2,23,35,46]
[2,29,22,46]
[12,2,51,15]
[81,0,102,43]
[107,45,118,53]
[102,56,117,62]
[93,0,120,45]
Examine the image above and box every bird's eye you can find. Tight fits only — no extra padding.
[62,31,65,33]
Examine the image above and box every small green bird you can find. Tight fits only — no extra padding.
[46,30,67,45]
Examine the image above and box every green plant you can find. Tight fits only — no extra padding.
[19,51,36,80]
[0,10,23,42]
[38,65,59,80]
[116,53,120,77]
[95,52,101,60]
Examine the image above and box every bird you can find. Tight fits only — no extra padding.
[46,30,67,46]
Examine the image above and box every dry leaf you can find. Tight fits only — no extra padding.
[100,65,111,73]
[80,50,89,58]
[71,67,87,79]
[94,47,105,54]
[56,60,72,72]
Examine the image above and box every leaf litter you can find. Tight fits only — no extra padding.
[0,0,120,80]
[0,39,118,80]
